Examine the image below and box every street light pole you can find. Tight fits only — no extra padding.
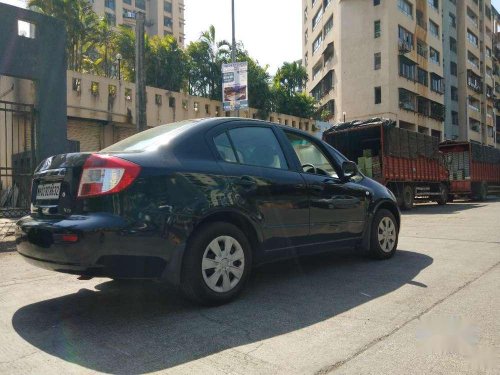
[116,53,122,81]
[231,0,240,117]
[231,0,236,64]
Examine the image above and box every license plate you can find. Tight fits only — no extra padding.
[36,183,61,200]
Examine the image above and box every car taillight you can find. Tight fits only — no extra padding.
[77,154,141,198]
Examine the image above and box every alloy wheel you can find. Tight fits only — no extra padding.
[377,217,397,253]
[201,236,245,293]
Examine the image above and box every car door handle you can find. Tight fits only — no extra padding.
[235,176,256,187]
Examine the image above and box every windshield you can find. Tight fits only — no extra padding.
[101,120,199,152]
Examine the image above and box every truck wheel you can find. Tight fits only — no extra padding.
[436,184,448,206]
[401,185,414,210]
[181,222,252,305]
[478,182,488,202]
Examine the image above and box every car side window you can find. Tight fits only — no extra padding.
[214,132,238,163]
[227,127,288,170]
[285,132,339,178]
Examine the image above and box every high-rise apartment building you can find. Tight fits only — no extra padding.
[491,5,500,147]
[442,0,496,146]
[91,0,185,45]
[303,0,445,139]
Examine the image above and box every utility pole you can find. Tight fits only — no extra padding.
[135,12,147,132]
[231,0,239,117]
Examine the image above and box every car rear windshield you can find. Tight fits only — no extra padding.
[101,120,199,152]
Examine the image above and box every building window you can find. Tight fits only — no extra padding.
[467,7,478,27]
[399,56,416,81]
[469,118,480,132]
[417,67,428,86]
[429,47,440,65]
[398,25,414,50]
[105,0,115,10]
[450,61,457,76]
[451,86,458,101]
[417,39,427,58]
[416,10,426,29]
[164,16,173,28]
[429,20,439,38]
[312,7,323,30]
[427,0,438,11]
[375,86,382,104]
[105,13,116,26]
[399,88,417,112]
[449,37,457,53]
[449,12,456,28]
[374,52,381,70]
[135,0,145,10]
[17,20,36,39]
[374,0,380,5]
[312,34,323,54]
[169,97,176,108]
[431,74,443,94]
[398,0,413,18]
[468,96,480,112]
[468,51,479,69]
[374,20,381,38]
[164,1,172,13]
[467,29,478,47]
[451,111,459,126]
[323,16,333,36]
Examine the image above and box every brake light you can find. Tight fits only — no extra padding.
[77,154,141,198]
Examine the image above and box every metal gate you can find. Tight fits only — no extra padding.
[0,100,36,217]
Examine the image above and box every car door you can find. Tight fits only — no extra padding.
[282,130,369,244]
[210,123,310,251]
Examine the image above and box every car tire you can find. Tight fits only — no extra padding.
[436,183,448,206]
[181,222,252,305]
[401,185,414,211]
[369,209,399,260]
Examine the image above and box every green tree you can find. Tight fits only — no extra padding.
[272,61,316,118]
[146,35,188,92]
[29,0,99,71]
[186,25,230,100]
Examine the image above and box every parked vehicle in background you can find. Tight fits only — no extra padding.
[16,118,400,305]
[439,141,500,201]
[323,118,449,210]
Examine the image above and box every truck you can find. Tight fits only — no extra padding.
[439,141,500,201]
[323,118,449,210]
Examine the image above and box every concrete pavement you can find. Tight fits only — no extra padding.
[0,200,499,374]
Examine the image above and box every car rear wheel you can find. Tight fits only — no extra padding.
[369,209,398,260]
[181,222,252,305]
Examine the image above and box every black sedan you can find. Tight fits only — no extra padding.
[17,118,400,304]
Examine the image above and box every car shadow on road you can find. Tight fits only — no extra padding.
[12,249,432,374]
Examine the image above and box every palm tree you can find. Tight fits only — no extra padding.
[29,0,99,71]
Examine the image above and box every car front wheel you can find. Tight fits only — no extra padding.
[181,222,252,305]
[369,209,399,260]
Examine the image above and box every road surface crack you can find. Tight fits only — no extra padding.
[314,260,500,375]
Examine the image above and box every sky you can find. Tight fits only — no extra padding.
[184,0,302,74]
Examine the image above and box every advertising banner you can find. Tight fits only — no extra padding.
[222,62,248,111]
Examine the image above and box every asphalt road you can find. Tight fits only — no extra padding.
[0,200,499,374]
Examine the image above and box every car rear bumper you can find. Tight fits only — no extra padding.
[16,213,186,283]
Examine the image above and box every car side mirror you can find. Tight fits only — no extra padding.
[342,161,358,179]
